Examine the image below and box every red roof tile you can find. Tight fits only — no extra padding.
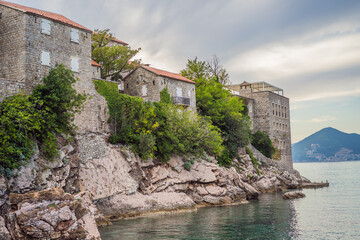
[92,32,128,46]
[112,38,129,46]
[91,60,101,67]
[142,66,195,84]
[0,0,91,32]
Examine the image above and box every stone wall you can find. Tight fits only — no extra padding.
[0,6,27,98]
[235,89,293,169]
[0,7,110,133]
[124,67,196,109]
[0,78,25,101]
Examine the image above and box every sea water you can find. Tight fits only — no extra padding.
[99,161,360,240]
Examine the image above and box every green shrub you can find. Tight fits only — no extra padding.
[0,64,86,174]
[94,80,224,162]
[251,131,275,158]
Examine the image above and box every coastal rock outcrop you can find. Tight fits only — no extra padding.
[0,132,306,239]
[283,191,306,199]
[7,188,101,240]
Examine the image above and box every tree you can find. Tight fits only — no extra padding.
[182,57,251,166]
[91,29,141,81]
[0,64,86,173]
[207,55,230,85]
[251,131,275,158]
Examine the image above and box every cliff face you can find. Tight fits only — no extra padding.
[0,87,305,239]
[0,130,303,239]
[75,133,303,220]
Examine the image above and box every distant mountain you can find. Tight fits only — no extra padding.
[292,127,360,162]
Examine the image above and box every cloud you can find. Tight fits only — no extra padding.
[227,32,360,82]
[310,116,337,123]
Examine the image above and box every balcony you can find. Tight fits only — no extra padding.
[173,96,190,106]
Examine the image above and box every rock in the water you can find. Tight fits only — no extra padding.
[283,191,306,199]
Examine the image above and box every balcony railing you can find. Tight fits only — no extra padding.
[173,96,190,106]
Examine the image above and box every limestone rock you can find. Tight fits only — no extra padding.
[242,182,260,200]
[283,191,306,200]
[8,188,101,240]
[0,216,11,240]
[77,134,139,200]
[95,192,195,219]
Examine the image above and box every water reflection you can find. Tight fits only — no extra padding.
[100,192,298,240]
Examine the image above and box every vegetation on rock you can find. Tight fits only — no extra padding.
[93,80,224,162]
[251,131,275,159]
[181,57,252,166]
[0,64,86,174]
[245,146,262,175]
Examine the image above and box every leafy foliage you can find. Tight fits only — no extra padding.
[0,64,86,174]
[181,57,251,166]
[94,80,224,162]
[245,146,262,175]
[251,131,275,159]
[92,29,141,80]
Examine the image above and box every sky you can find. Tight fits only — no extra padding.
[6,0,360,143]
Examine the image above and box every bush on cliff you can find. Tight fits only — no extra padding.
[251,131,275,158]
[181,57,252,166]
[0,64,86,175]
[93,80,224,161]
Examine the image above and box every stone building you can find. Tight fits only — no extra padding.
[227,81,293,169]
[123,66,196,109]
[0,1,109,133]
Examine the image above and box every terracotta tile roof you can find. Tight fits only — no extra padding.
[112,38,129,46]
[91,60,101,67]
[92,32,129,46]
[142,66,195,84]
[0,0,91,32]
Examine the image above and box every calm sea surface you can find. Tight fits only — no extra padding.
[99,161,360,240]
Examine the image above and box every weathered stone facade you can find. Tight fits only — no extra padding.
[123,66,196,109]
[0,2,109,133]
[228,83,293,169]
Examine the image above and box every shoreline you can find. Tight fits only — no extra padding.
[99,182,329,224]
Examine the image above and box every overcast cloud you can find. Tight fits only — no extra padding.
[7,0,360,142]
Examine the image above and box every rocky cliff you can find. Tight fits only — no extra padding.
[0,86,309,239]
[0,129,306,239]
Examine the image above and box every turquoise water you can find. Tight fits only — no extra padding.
[99,161,360,240]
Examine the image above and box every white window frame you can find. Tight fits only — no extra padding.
[176,87,182,97]
[248,103,253,113]
[142,85,148,96]
[71,57,80,72]
[41,19,51,35]
[70,28,79,43]
[41,51,50,66]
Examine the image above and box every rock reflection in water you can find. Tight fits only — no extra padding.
[100,192,298,240]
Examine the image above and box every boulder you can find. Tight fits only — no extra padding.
[8,188,101,240]
[95,192,196,219]
[0,216,11,240]
[283,191,306,200]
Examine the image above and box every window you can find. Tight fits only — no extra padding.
[153,80,156,86]
[71,57,79,72]
[41,51,50,66]
[70,29,79,43]
[176,87,182,97]
[142,85,147,96]
[188,90,191,98]
[41,19,51,35]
